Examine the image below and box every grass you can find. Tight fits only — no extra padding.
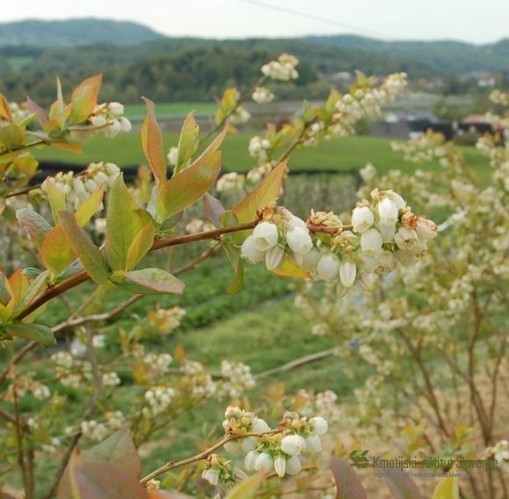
[124,103,217,120]
[32,130,490,180]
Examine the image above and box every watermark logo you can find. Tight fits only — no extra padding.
[350,449,369,468]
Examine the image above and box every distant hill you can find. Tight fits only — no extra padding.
[305,35,509,74]
[0,18,165,47]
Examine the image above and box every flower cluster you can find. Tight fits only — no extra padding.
[181,360,217,398]
[219,361,256,399]
[216,172,246,193]
[485,440,509,471]
[51,351,92,389]
[229,106,251,125]
[147,306,186,334]
[261,53,299,81]
[74,101,132,140]
[142,386,176,417]
[79,411,126,442]
[41,161,120,210]
[201,454,235,487]
[489,89,509,107]
[252,86,275,104]
[3,370,51,402]
[240,196,437,296]
[296,389,338,419]
[242,411,328,478]
[184,218,215,234]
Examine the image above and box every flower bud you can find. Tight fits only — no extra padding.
[265,246,285,270]
[201,468,219,486]
[252,417,271,433]
[281,434,306,456]
[415,217,437,241]
[286,456,302,475]
[274,456,286,477]
[351,206,374,233]
[241,235,265,263]
[305,434,322,453]
[316,255,340,282]
[378,197,399,226]
[252,222,279,251]
[309,416,328,436]
[254,452,274,472]
[339,262,357,288]
[286,226,313,254]
[394,227,418,250]
[295,248,322,272]
[224,441,240,453]
[360,228,383,254]
[107,102,124,117]
[244,450,258,471]
[375,221,396,243]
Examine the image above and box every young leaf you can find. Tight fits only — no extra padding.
[47,77,66,133]
[141,97,167,188]
[105,175,152,270]
[272,255,311,279]
[193,125,227,167]
[0,124,25,149]
[45,179,67,224]
[7,323,55,348]
[75,186,105,227]
[224,472,264,499]
[204,193,226,228]
[60,212,110,284]
[0,93,12,120]
[329,455,367,499]
[232,160,287,224]
[174,112,199,174]
[16,208,53,250]
[125,221,156,270]
[69,74,103,124]
[113,268,185,295]
[156,151,221,222]
[40,224,78,276]
[13,271,48,316]
[223,245,244,294]
[81,429,141,480]
[431,474,459,499]
[27,95,48,128]
[383,469,423,499]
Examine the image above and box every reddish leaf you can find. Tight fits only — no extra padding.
[40,224,78,276]
[141,97,167,188]
[204,193,226,228]
[69,74,103,124]
[27,96,48,127]
[330,455,367,499]
[383,469,423,499]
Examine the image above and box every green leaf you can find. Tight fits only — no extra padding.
[41,224,77,276]
[57,460,148,499]
[232,160,287,224]
[105,175,152,270]
[60,212,110,284]
[7,323,55,347]
[81,429,141,480]
[125,221,156,270]
[0,124,25,149]
[13,271,48,316]
[112,268,185,295]
[69,74,102,124]
[431,474,459,499]
[0,93,12,120]
[224,245,244,294]
[157,150,221,222]
[383,469,423,499]
[174,112,199,174]
[0,273,12,306]
[75,186,104,227]
[141,97,167,188]
[16,208,53,250]
[47,77,66,133]
[329,455,367,499]
[45,179,67,224]
[224,472,264,499]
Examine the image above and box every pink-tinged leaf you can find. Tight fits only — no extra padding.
[0,93,12,120]
[75,186,104,227]
[125,222,156,270]
[232,160,287,224]
[383,469,423,499]
[27,95,49,127]
[114,268,185,295]
[105,175,153,270]
[57,460,148,499]
[431,473,459,499]
[330,455,367,499]
[7,323,55,348]
[204,193,226,228]
[157,151,221,222]
[16,208,53,250]
[174,112,199,174]
[60,212,110,284]
[141,97,167,188]
[69,74,103,124]
[272,255,310,279]
[40,224,77,276]
[81,429,141,480]
[224,472,264,499]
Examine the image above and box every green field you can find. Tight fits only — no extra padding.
[124,102,217,120]
[32,130,490,180]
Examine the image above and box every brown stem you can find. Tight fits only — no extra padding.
[0,341,38,386]
[13,388,33,499]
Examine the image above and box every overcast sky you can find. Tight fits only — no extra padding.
[3,0,508,44]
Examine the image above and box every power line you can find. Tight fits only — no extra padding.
[236,0,389,39]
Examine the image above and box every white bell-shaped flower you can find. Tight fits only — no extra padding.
[252,222,279,251]
[351,206,374,233]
